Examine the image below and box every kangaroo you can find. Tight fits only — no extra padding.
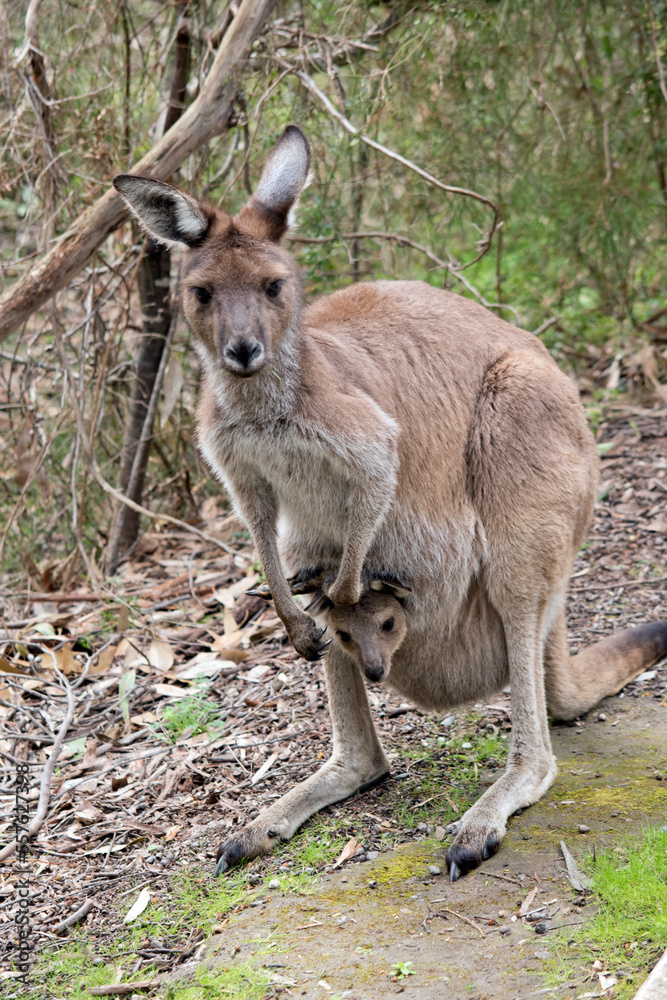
[250,569,411,683]
[114,126,667,881]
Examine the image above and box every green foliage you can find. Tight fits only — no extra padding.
[549,827,667,998]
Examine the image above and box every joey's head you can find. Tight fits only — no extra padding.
[292,571,411,684]
[113,126,311,381]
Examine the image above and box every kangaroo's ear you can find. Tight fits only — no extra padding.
[370,577,412,600]
[113,175,212,249]
[236,125,311,241]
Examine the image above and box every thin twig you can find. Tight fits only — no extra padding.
[432,907,486,937]
[648,0,667,107]
[279,59,500,269]
[0,646,75,862]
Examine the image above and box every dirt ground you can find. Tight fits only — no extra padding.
[0,400,665,998]
[181,697,667,1000]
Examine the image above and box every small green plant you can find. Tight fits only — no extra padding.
[391,960,416,979]
[153,678,225,743]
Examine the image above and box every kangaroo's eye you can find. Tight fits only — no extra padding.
[192,287,212,305]
[381,618,394,632]
[266,280,283,299]
[336,630,351,644]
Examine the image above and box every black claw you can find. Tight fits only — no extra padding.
[450,861,462,883]
[483,846,491,860]
[214,855,229,877]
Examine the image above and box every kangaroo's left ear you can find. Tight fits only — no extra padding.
[236,125,311,241]
[370,577,412,600]
[113,175,213,248]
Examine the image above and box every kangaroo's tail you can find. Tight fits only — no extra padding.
[545,617,667,721]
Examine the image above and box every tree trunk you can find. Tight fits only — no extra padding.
[0,0,278,345]
[105,8,190,573]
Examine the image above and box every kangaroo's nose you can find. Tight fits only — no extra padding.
[364,663,385,683]
[225,340,262,369]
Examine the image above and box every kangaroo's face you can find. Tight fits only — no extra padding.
[322,589,408,683]
[181,228,301,379]
[113,126,311,380]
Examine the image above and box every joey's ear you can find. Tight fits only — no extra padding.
[236,125,311,241]
[370,578,412,600]
[113,175,212,249]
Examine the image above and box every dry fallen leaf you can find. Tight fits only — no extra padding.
[519,885,538,916]
[147,639,174,673]
[212,574,259,609]
[124,887,151,923]
[332,836,358,869]
[164,825,181,842]
[88,646,117,675]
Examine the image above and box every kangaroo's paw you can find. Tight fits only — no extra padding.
[445,754,557,881]
[289,616,332,661]
[445,821,504,882]
[214,817,292,876]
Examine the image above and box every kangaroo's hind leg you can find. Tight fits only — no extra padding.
[214,642,389,873]
[445,597,558,880]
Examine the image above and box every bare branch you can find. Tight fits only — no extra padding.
[278,59,500,268]
[0,0,279,344]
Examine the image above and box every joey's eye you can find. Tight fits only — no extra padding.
[336,630,351,644]
[192,287,212,305]
[266,280,283,299]
[381,618,394,632]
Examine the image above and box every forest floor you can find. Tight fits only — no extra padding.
[0,399,665,1000]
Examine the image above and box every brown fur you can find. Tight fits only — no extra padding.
[114,127,667,880]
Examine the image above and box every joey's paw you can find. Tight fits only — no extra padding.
[290,618,333,661]
[214,824,284,876]
[445,828,502,882]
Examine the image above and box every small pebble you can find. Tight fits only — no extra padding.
[578,825,590,834]
[267,879,281,890]
[303,866,315,874]
[534,922,548,934]
[499,926,511,935]
[354,847,366,857]
[368,880,377,888]
[429,865,441,876]
[249,898,265,907]
[441,715,456,727]
[366,851,379,860]
[353,853,367,863]
[417,823,428,833]
[434,826,446,841]
[597,713,607,722]
[461,742,472,749]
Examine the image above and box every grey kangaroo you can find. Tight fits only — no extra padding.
[114,126,667,881]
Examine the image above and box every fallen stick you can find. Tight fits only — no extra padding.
[0,648,75,863]
[433,907,486,938]
[88,982,160,996]
[54,899,94,935]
